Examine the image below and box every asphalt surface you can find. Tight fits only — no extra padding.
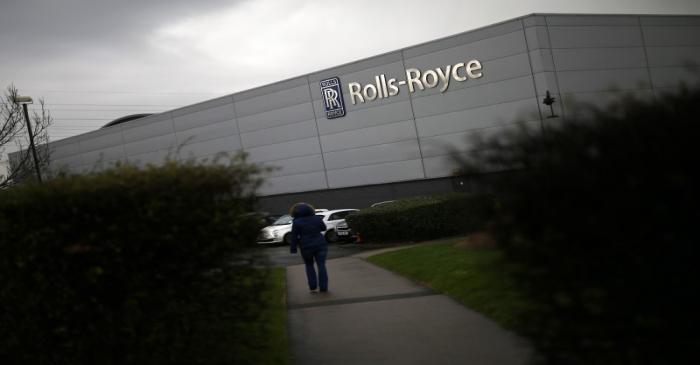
[259,242,364,267]
[286,255,533,365]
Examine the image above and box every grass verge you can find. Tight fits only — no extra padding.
[367,236,526,329]
[241,266,288,365]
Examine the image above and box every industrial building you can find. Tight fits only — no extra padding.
[33,13,700,212]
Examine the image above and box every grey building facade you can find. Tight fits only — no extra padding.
[40,13,700,212]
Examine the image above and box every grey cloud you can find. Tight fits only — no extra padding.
[0,0,245,55]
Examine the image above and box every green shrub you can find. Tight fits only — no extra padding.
[345,193,493,242]
[458,86,700,364]
[0,157,270,364]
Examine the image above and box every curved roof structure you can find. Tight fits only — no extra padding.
[101,113,153,128]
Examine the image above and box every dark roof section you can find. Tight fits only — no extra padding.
[101,113,153,128]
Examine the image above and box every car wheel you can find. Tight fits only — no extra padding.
[325,230,338,243]
[283,233,292,246]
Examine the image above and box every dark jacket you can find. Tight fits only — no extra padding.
[290,204,327,253]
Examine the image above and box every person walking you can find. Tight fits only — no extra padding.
[289,202,328,292]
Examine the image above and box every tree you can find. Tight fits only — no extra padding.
[0,84,52,187]
[454,85,699,364]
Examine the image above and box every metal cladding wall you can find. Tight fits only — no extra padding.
[43,14,700,210]
[528,14,700,123]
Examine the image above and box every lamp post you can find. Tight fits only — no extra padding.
[13,96,43,182]
[542,90,558,119]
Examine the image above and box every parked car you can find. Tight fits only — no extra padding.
[335,220,356,241]
[315,209,359,243]
[370,200,395,208]
[257,214,294,245]
[256,209,331,245]
[241,211,283,229]
[262,213,283,226]
[337,202,394,242]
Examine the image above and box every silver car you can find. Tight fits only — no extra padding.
[256,214,294,245]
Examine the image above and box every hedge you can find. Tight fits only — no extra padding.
[345,193,493,242]
[0,157,271,364]
[459,86,700,364]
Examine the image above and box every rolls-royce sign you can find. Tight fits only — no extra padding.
[349,60,483,104]
[320,59,483,119]
[320,77,346,119]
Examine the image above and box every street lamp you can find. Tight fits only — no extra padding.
[13,95,43,182]
[542,90,558,119]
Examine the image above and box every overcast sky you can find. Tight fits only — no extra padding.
[1,0,699,147]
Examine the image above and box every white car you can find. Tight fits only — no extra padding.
[256,208,358,245]
[315,209,359,243]
[256,214,294,245]
[370,200,395,208]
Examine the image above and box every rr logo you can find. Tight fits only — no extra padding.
[320,77,346,119]
[324,88,341,109]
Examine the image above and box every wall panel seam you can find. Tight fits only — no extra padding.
[390,50,423,179]
[118,125,127,163]
[558,89,658,98]
[558,85,656,94]
[521,19,546,134]
[414,92,542,120]
[305,75,330,189]
[326,156,424,172]
[175,130,240,146]
[237,102,314,124]
[648,65,700,70]
[544,16,566,119]
[555,66,657,73]
[321,118,414,140]
[643,45,700,49]
[240,116,316,135]
[227,97,244,155]
[410,74,534,104]
[325,158,423,174]
[251,151,324,165]
[420,117,542,140]
[163,112,178,160]
[323,137,420,155]
[638,16,657,97]
[242,130,319,150]
[235,94,310,118]
[174,117,238,133]
[265,169,327,181]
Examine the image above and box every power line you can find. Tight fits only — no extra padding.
[52,118,113,121]
[29,109,165,112]
[23,89,220,96]
[4,103,180,107]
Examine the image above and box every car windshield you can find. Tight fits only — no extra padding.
[272,214,293,225]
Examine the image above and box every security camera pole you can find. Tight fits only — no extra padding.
[14,96,42,182]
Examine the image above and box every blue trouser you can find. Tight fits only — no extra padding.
[301,246,328,291]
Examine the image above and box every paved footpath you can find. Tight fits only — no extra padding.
[286,254,533,365]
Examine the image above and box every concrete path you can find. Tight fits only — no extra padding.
[286,255,532,365]
[262,243,363,267]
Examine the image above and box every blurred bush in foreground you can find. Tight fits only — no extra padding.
[0,156,270,364]
[346,193,493,242]
[455,86,699,364]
